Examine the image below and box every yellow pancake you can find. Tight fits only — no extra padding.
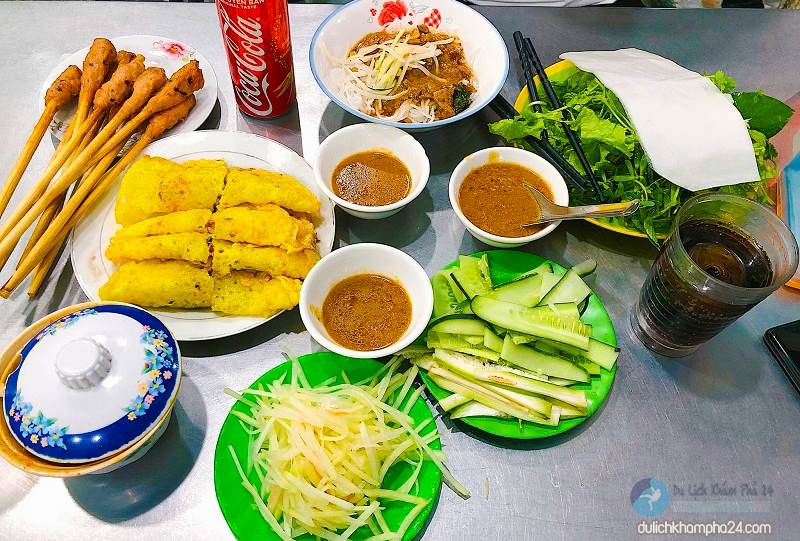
[99,261,213,309]
[212,241,319,278]
[115,209,212,238]
[219,167,320,214]
[212,272,301,317]
[115,157,227,226]
[106,232,210,264]
[212,205,316,253]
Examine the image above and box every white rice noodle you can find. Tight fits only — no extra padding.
[327,25,468,123]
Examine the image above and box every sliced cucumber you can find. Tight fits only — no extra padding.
[446,272,468,303]
[536,337,583,356]
[483,327,504,353]
[491,324,507,336]
[484,272,543,307]
[427,332,500,361]
[500,335,590,383]
[538,272,562,299]
[539,268,592,306]
[510,331,536,345]
[396,344,433,359]
[438,393,471,412]
[471,296,591,350]
[548,398,588,417]
[432,272,458,318]
[431,351,587,410]
[428,370,559,426]
[574,358,601,376]
[450,401,512,420]
[451,255,491,298]
[548,377,577,386]
[572,259,598,277]
[429,315,486,336]
[537,336,619,370]
[582,338,619,371]
[540,302,580,320]
[464,336,483,345]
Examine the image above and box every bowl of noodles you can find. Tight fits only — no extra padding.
[310,0,509,131]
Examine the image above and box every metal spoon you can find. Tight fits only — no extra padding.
[521,183,640,227]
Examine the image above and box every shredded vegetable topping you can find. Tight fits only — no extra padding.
[330,25,475,123]
[225,356,469,541]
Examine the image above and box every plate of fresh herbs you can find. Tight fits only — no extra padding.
[490,60,794,244]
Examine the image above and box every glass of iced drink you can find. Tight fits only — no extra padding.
[632,193,799,357]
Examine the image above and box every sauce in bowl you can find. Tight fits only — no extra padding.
[322,273,412,351]
[458,161,554,238]
[332,150,411,206]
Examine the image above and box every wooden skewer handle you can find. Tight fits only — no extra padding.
[1,135,150,297]
[0,101,59,217]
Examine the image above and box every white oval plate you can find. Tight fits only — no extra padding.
[71,131,336,342]
[40,35,218,141]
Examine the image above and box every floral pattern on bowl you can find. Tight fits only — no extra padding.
[34,308,97,340]
[368,0,450,29]
[153,40,196,63]
[8,391,68,450]
[125,327,176,421]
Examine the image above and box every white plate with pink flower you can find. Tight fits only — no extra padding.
[39,35,218,141]
[310,0,509,131]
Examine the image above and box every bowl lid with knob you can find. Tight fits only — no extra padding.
[2,303,181,464]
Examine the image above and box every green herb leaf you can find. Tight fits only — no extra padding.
[707,71,737,94]
[733,91,794,138]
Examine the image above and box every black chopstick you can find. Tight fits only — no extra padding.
[488,95,591,193]
[523,37,605,202]
[512,32,548,142]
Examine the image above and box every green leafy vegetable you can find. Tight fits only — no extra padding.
[732,91,794,138]
[488,69,792,244]
[452,83,471,115]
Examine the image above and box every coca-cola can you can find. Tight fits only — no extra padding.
[215,0,296,118]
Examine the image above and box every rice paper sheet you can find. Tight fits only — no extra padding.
[560,48,760,191]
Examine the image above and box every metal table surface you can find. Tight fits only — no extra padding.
[1,3,799,540]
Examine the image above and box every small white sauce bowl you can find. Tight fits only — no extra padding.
[299,243,433,359]
[449,146,570,247]
[314,124,430,219]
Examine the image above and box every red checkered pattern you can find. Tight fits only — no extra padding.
[424,9,441,29]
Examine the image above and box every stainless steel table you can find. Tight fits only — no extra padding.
[1,3,799,540]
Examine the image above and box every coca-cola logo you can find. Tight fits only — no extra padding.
[218,4,274,116]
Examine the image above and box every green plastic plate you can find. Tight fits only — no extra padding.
[420,250,618,440]
[214,351,442,541]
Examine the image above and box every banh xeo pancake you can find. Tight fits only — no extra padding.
[212,241,319,278]
[211,272,302,317]
[102,155,322,317]
[99,261,214,309]
[212,205,316,252]
[115,209,212,238]
[115,157,227,226]
[106,232,211,264]
[218,168,320,214]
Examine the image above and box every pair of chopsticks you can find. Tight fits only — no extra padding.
[488,96,589,195]
[509,31,605,203]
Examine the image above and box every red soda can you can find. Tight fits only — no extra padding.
[215,0,296,118]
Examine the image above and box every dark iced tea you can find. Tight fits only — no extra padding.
[632,194,798,357]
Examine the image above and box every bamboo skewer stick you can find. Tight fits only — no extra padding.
[7,95,197,297]
[18,116,102,264]
[0,65,81,217]
[0,41,115,247]
[0,59,150,270]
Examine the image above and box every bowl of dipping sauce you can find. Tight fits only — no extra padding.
[314,124,430,219]
[449,147,569,247]
[299,243,433,358]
